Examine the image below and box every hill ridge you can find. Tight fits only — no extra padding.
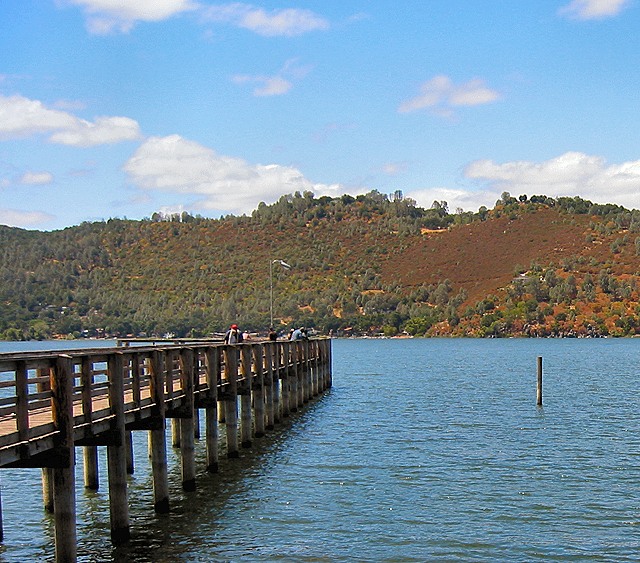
[1,191,640,339]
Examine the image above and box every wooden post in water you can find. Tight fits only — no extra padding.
[322,338,332,390]
[273,342,282,423]
[37,367,57,510]
[239,345,253,448]
[302,340,311,402]
[0,479,3,542]
[204,347,220,472]
[125,431,134,475]
[83,448,99,490]
[193,350,201,439]
[252,344,265,438]
[41,468,55,512]
[171,420,180,448]
[289,343,298,413]
[295,341,304,408]
[264,343,275,430]
[308,340,316,397]
[50,355,77,563]
[223,346,239,458]
[299,342,308,403]
[537,356,543,406]
[280,342,289,418]
[296,341,304,408]
[106,353,130,544]
[79,357,100,489]
[149,350,169,513]
[179,349,196,491]
[168,352,181,448]
[320,340,331,391]
[312,340,320,396]
[193,408,200,440]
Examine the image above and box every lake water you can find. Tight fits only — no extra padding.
[1,337,639,562]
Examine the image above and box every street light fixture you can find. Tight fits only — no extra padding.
[270,259,291,327]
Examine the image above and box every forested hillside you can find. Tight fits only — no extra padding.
[2,190,640,340]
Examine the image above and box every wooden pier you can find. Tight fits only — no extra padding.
[0,338,332,562]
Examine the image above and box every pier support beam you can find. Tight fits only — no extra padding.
[179,418,196,491]
[204,347,220,472]
[179,349,196,491]
[193,409,200,440]
[107,353,130,545]
[0,480,3,542]
[51,355,77,563]
[149,426,169,512]
[290,343,299,412]
[264,343,275,430]
[310,340,319,397]
[240,346,253,448]
[280,342,290,418]
[252,344,265,438]
[83,447,99,490]
[223,346,239,458]
[149,350,169,513]
[171,419,180,448]
[37,369,57,511]
[125,432,134,475]
[42,467,54,512]
[302,341,310,403]
[273,343,282,423]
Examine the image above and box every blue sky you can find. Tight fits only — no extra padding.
[1,0,639,230]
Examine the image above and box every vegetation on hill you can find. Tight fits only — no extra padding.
[2,190,640,340]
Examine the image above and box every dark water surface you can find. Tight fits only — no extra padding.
[1,338,640,562]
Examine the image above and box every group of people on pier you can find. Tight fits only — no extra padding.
[224,324,309,344]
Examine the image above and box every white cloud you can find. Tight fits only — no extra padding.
[558,0,629,20]
[0,95,141,146]
[465,151,640,209]
[312,122,357,143]
[399,75,500,116]
[54,99,88,111]
[158,204,187,217]
[50,116,141,147]
[0,95,77,139]
[233,74,292,96]
[123,135,343,214]
[201,3,329,36]
[19,172,54,185]
[381,162,408,176]
[63,0,198,34]
[405,187,501,214]
[0,208,54,227]
[232,58,310,97]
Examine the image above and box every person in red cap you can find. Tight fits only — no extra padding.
[224,323,243,344]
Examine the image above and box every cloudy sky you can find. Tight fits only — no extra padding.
[1,0,639,229]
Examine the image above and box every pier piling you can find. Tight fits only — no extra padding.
[537,356,543,406]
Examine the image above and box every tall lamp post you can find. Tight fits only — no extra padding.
[270,259,291,327]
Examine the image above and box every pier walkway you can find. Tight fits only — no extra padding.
[0,338,332,562]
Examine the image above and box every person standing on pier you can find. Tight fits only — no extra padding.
[268,327,277,341]
[290,327,307,341]
[224,324,243,344]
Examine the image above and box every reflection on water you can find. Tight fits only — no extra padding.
[1,338,640,561]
